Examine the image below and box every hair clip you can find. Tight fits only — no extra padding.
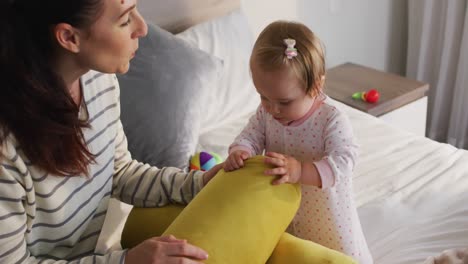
[283,38,298,59]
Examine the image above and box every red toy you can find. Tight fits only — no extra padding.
[352,89,380,103]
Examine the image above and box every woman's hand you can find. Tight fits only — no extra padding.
[125,235,208,264]
[224,150,250,171]
[263,152,302,185]
[203,163,224,185]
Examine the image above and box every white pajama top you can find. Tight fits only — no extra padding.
[230,96,373,264]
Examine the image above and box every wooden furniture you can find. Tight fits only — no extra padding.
[325,63,430,136]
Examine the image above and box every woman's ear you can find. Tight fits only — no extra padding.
[53,23,81,53]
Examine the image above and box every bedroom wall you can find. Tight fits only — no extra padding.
[241,0,407,75]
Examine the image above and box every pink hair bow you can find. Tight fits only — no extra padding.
[283,38,298,59]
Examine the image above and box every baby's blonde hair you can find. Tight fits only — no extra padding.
[250,21,325,96]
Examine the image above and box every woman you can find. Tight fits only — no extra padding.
[0,0,222,263]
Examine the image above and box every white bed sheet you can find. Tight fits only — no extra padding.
[339,101,468,264]
[196,99,468,264]
[97,99,468,263]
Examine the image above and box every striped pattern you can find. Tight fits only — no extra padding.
[0,71,204,263]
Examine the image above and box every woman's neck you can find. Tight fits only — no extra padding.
[69,79,82,106]
[52,53,88,106]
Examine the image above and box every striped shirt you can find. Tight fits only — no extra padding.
[0,70,205,263]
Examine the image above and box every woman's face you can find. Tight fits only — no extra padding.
[76,0,147,74]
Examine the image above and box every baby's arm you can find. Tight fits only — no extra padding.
[312,109,358,188]
[263,152,322,186]
[264,109,357,188]
[225,106,266,171]
[224,149,251,171]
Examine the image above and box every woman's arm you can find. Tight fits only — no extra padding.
[111,75,206,207]
[0,163,127,264]
[112,120,205,207]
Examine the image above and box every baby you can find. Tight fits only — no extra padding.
[224,20,373,264]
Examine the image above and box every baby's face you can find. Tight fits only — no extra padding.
[251,61,315,125]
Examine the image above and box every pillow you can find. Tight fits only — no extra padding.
[117,23,223,169]
[122,212,357,264]
[121,157,356,263]
[267,233,358,264]
[121,205,183,249]
[122,156,301,263]
[177,9,260,134]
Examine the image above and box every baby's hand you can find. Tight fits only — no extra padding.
[264,152,302,185]
[224,150,250,171]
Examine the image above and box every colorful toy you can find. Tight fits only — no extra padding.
[352,89,380,103]
[190,151,223,171]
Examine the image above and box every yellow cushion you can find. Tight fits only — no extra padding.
[122,156,301,263]
[267,233,358,264]
[121,205,184,248]
[122,155,358,263]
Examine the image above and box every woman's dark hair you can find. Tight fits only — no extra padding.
[0,0,103,176]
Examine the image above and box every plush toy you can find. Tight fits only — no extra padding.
[190,151,223,171]
[352,89,380,103]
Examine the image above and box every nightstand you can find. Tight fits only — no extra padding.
[325,63,430,136]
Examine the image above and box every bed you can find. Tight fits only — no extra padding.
[96,0,468,263]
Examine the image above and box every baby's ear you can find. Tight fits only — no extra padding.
[318,75,326,88]
[309,75,325,96]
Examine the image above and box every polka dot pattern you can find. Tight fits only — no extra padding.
[231,99,373,264]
